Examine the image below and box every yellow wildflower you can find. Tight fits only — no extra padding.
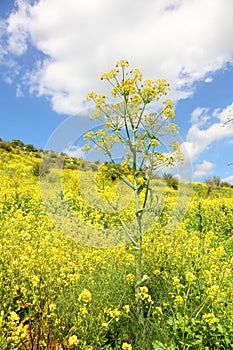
[206,285,219,299]
[126,273,135,282]
[185,272,196,283]
[116,60,129,68]
[86,91,97,101]
[80,306,88,316]
[172,276,180,286]
[123,305,130,313]
[153,269,161,276]
[202,313,217,326]
[155,306,163,315]
[109,308,121,321]
[136,286,153,303]
[122,342,132,350]
[8,311,20,323]
[68,334,79,346]
[174,295,184,306]
[100,68,118,80]
[78,289,92,303]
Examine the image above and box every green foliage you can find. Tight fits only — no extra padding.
[11,139,25,148]
[220,181,232,188]
[25,143,37,152]
[32,161,50,177]
[0,140,12,152]
[163,173,179,190]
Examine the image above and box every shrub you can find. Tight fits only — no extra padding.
[0,140,12,152]
[220,181,231,188]
[163,173,179,190]
[32,161,50,177]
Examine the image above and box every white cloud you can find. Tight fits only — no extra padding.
[2,0,233,114]
[190,107,210,126]
[222,174,233,185]
[204,77,213,83]
[6,0,31,56]
[181,103,233,162]
[63,145,84,158]
[194,160,215,178]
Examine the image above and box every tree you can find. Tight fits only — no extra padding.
[212,176,221,187]
[83,60,183,314]
[11,139,25,148]
[205,175,221,195]
[0,140,12,152]
[25,143,37,152]
[163,172,179,190]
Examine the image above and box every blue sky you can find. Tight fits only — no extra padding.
[0,0,233,183]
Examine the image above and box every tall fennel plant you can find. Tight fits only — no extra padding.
[83,60,182,293]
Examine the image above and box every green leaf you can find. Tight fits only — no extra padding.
[152,340,169,350]
[217,323,224,333]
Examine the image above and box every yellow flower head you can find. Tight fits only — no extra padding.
[86,91,97,101]
[205,285,219,299]
[116,60,129,68]
[8,311,20,323]
[185,272,196,283]
[123,304,130,314]
[108,308,121,321]
[126,273,135,282]
[172,276,180,286]
[68,334,79,346]
[122,342,132,350]
[174,295,184,306]
[78,289,92,303]
[202,313,217,326]
[136,286,153,303]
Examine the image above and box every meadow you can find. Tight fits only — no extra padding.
[0,145,233,349]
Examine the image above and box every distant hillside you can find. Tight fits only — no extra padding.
[0,137,100,172]
[0,137,232,195]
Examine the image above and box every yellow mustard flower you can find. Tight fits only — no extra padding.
[68,335,79,346]
[123,305,130,314]
[78,289,92,303]
[174,295,184,306]
[185,272,196,283]
[202,313,217,326]
[122,342,132,350]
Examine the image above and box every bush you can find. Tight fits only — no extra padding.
[0,140,12,152]
[220,181,231,188]
[163,173,179,190]
[32,162,50,177]
[11,139,25,148]
[64,163,79,170]
[25,144,37,152]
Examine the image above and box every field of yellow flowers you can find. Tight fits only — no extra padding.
[0,147,233,350]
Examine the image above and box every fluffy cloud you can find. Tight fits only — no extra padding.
[222,174,233,185]
[2,0,233,114]
[63,145,84,158]
[181,103,233,162]
[194,160,215,178]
